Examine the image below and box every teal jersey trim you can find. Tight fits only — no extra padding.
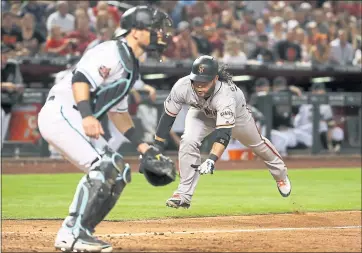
[93,43,133,119]
[60,106,101,156]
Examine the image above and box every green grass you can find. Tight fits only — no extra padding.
[2,168,361,220]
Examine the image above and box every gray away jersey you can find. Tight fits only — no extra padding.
[164,76,251,128]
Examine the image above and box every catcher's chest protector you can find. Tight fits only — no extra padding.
[92,39,140,119]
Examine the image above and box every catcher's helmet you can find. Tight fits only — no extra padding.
[190,55,219,83]
[115,6,173,56]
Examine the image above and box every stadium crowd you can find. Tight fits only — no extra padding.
[1,0,362,65]
[1,0,361,157]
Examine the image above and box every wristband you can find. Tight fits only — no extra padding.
[154,139,165,152]
[124,127,143,146]
[208,153,218,162]
[77,100,93,119]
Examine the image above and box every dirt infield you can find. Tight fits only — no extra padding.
[2,156,361,252]
[2,211,361,252]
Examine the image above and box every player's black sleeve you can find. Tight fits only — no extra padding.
[72,71,92,87]
[214,127,232,147]
[154,111,176,150]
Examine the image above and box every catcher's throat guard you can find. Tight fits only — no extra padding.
[139,146,176,186]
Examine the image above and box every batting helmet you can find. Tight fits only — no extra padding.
[190,55,219,83]
[115,6,173,55]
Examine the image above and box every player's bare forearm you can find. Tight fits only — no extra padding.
[72,82,90,102]
[209,142,226,162]
[108,111,134,134]
[108,111,150,154]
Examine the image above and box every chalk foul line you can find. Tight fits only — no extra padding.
[3,225,361,237]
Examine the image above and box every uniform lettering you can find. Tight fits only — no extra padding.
[220,108,234,119]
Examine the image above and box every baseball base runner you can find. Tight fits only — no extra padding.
[152,55,292,209]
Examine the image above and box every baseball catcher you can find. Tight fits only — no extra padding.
[38,5,174,253]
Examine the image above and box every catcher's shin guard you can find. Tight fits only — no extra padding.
[89,163,131,232]
[66,150,131,232]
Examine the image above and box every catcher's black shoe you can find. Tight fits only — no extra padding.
[166,194,190,209]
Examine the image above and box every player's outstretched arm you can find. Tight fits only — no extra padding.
[108,111,150,154]
[153,111,177,151]
[193,128,232,175]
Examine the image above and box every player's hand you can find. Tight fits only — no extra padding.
[191,159,215,175]
[82,116,104,139]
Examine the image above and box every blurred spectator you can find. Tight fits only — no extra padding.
[248,34,274,63]
[294,83,345,153]
[239,9,255,35]
[1,12,22,50]
[19,1,48,32]
[327,22,338,42]
[269,16,285,45]
[172,21,198,60]
[219,9,241,34]
[310,33,331,65]
[9,2,22,27]
[295,27,310,62]
[222,37,247,65]
[92,1,120,28]
[185,1,209,20]
[330,29,354,65]
[313,9,329,34]
[353,46,362,66]
[348,21,362,51]
[283,6,295,22]
[44,25,74,56]
[322,1,334,13]
[65,10,96,55]
[298,2,313,23]
[19,13,46,56]
[191,17,213,56]
[2,1,11,12]
[74,8,96,33]
[261,9,272,33]
[168,0,189,28]
[85,27,114,52]
[273,29,302,62]
[205,25,226,59]
[1,47,24,146]
[306,21,319,47]
[246,18,267,53]
[46,1,75,35]
[76,1,97,28]
[96,9,116,33]
[294,7,308,29]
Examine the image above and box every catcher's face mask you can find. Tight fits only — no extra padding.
[145,10,174,61]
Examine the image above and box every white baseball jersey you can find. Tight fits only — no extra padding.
[48,39,139,117]
[38,38,140,171]
[295,104,333,126]
[164,76,251,128]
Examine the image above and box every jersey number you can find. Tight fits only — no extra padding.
[230,85,237,92]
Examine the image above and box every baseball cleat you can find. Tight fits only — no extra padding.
[54,227,104,252]
[94,237,113,252]
[166,194,190,209]
[276,176,291,197]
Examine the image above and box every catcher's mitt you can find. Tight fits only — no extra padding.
[139,146,176,186]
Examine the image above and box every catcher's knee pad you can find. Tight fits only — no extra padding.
[68,149,131,230]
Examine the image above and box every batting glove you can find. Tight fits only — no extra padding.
[192,159,215,175]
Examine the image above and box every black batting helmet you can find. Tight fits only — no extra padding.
[190,55,219,83]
